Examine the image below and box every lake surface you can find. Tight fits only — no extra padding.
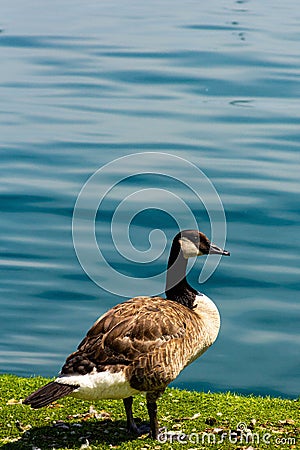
[1,0,299,398]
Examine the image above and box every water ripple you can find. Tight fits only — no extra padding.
[1,0,299,397]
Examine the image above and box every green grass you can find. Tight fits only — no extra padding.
[0,374,299,449]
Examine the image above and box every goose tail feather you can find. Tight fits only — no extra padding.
[23,381,78,408]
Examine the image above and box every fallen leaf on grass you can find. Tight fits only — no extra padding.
[67,406,111,421]
[79,438,90,449]
[177,412,201,421]
[248,418,256,429]
[15,420,32,432]
[47,402,65,408]
[236,447,257,450]
[0,437,22,444]
[6,398,22,405]
[212,427,225,434]
[278,418,295,425]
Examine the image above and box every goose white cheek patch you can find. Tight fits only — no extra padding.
[179,238,200,259]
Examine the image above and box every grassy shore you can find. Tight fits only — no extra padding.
[0,374,298,449]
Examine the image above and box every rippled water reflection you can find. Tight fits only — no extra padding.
[1,1,299,397]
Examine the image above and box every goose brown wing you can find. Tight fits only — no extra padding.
[61,296,188,376]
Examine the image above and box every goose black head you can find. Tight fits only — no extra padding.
[177,229,230,259]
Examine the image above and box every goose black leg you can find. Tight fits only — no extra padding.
[146,393,159,439]
[146,391,186,442]
[123,396,151,436]
[123,396,139,434]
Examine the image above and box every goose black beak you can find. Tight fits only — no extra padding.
[209,243,230,256]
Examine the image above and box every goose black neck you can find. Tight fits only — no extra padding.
[165,239,197,309]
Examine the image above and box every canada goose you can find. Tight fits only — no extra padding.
[24,230,229,440]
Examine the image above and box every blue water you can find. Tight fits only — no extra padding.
[1,1,299,398]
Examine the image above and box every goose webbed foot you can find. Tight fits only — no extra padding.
[126,420,151,436]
